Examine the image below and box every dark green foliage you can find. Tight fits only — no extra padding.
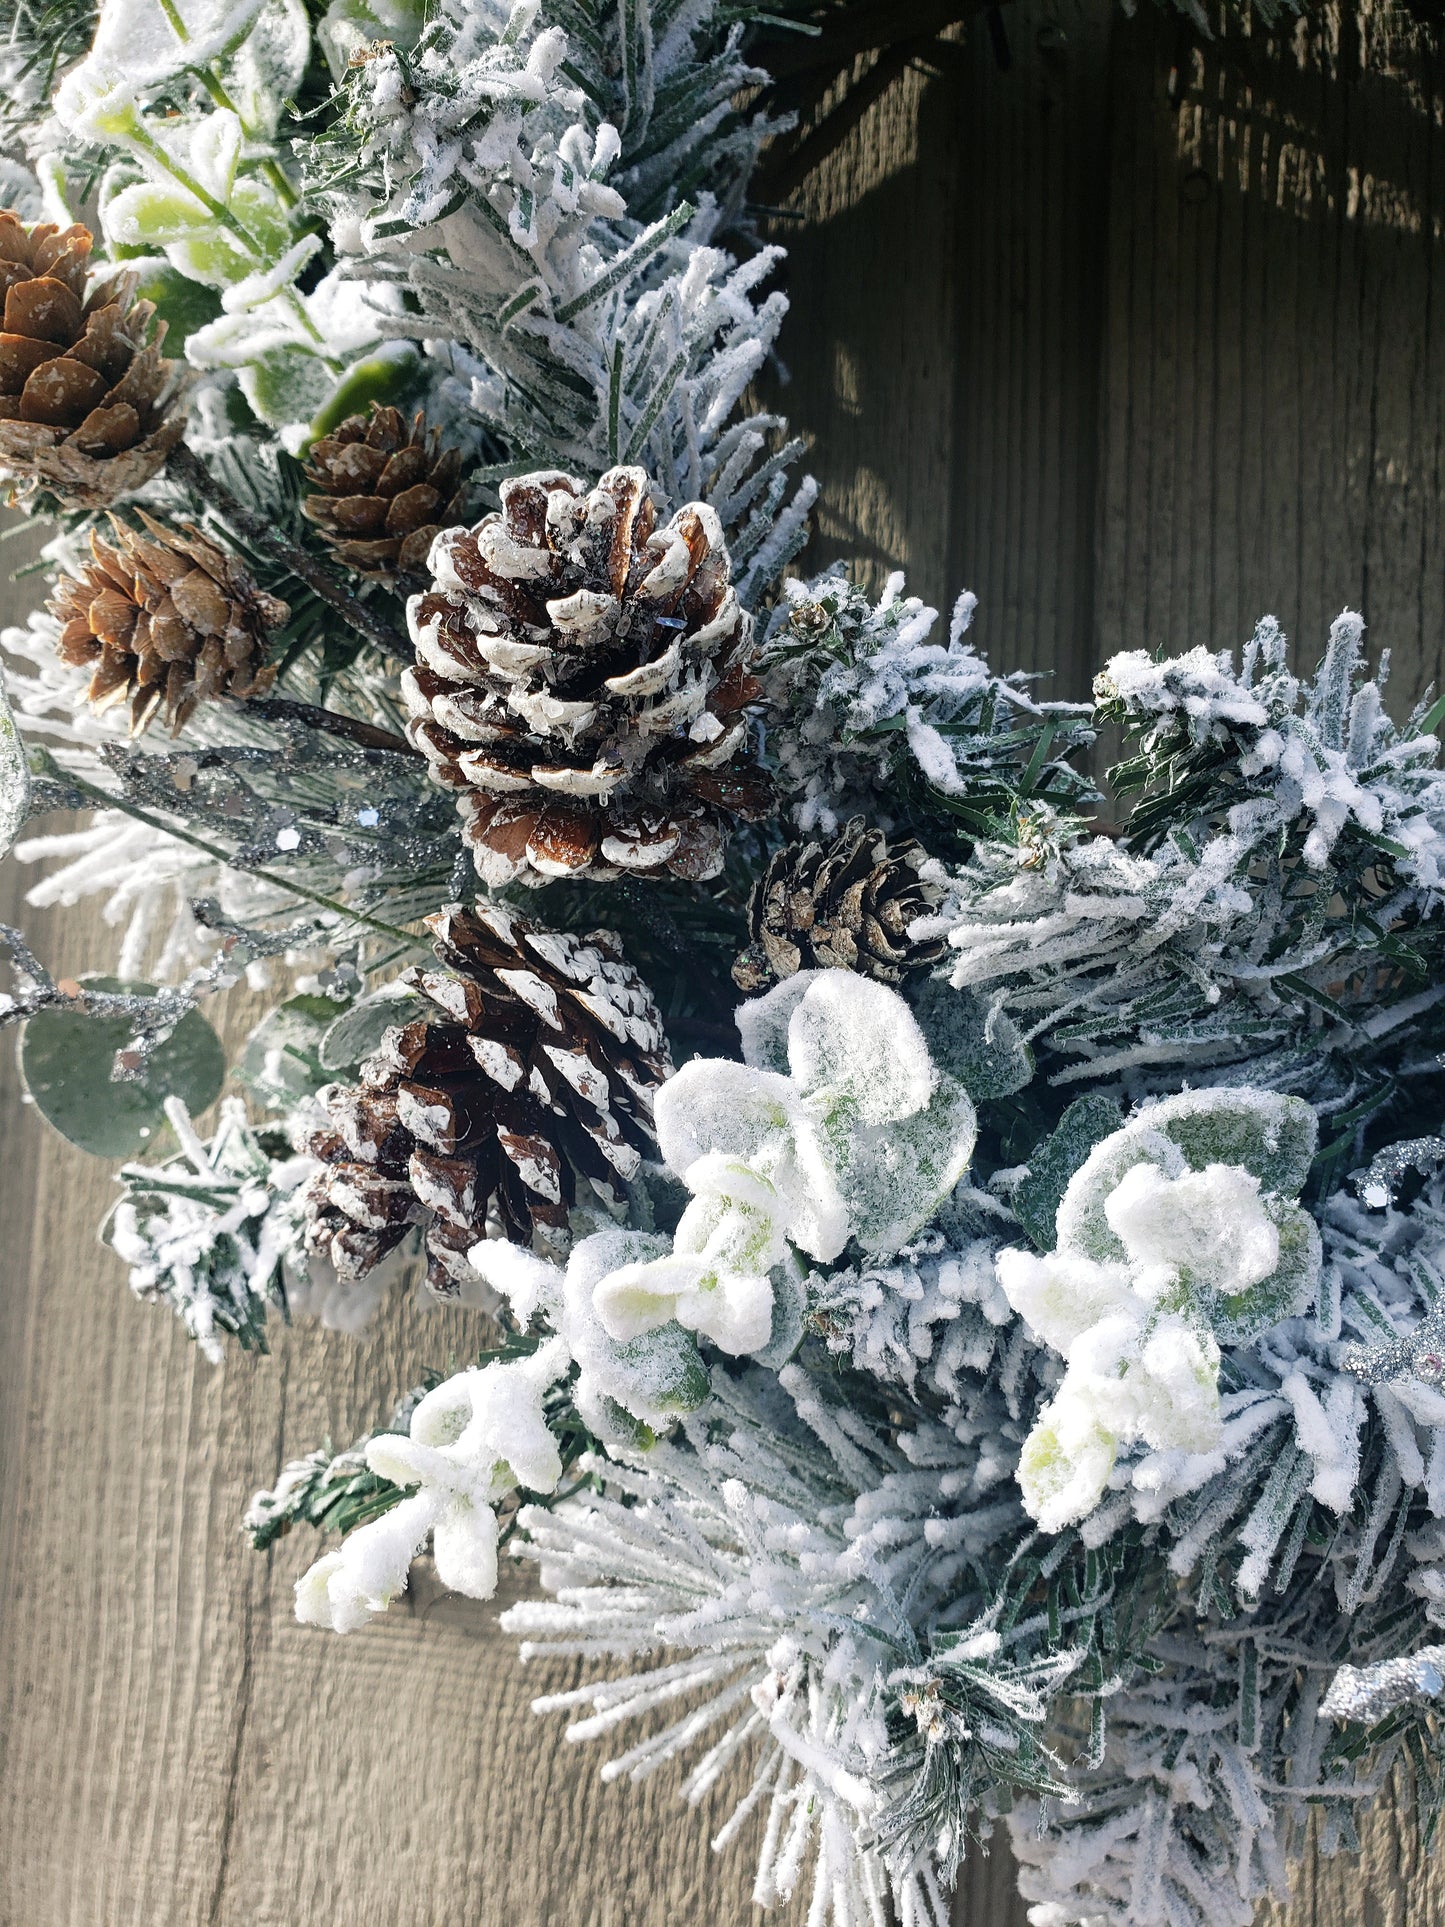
[1013,1094,1121,1250]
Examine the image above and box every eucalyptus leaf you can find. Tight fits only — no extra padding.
[842,1073,978,1257]
[1056,1089,1319,1266]
[20,979,225,1160]
[909,979,1033,1100]
[1213,1200,1323,1344]
[320,981,430,1072]
[129,265,223,353]
[219,0,310,138]
[237,994,349,1110]
[753,1266,806,1370]
[240,344,336,431]
[1014,1095,1122,1252]
[610,1322,711,1417]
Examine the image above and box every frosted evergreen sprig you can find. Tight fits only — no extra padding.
[1099,614,1445,886]
[0,0,96,151]
[927,637,1445,1153]
[263,1325,610,1625]
[502,1361,1026,1927]
[104,1094,390,1359]
[302,0,817,599]
[762,569,1097,843]
[873,1630,1077,1891]
[244,1371,444,1550]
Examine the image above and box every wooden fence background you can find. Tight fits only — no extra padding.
[4,2,1445,1920]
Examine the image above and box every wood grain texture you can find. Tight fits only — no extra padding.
[1094,0,1445,713]
[772,0,1116,699]
[4,1,1445,1922]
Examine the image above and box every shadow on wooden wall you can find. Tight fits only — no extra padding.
[1096,0,1445,715]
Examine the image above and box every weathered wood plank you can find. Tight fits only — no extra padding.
[1094,6,1445,1924]
[774,0,1117,701]
[1095,0,1445,713]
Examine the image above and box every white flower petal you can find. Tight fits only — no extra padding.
[432,1498,500,1601]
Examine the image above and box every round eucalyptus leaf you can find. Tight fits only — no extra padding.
[320,982,430,1072]
[237,994,349,1109]
[20,979,226,1160]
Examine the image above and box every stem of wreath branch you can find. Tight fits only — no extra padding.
[246,695,419,758]
[32,751,426,951]
[167,444,411,660]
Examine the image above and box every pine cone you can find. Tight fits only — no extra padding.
[302,902,672,1293]
[0,211,188,508]
[403,465,773,887]
[301,405,466,583]
[733,818,947,993]
[48,513,288,735]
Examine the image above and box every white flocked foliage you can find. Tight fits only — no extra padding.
[998,1089,1322,1532]
[474,1229,711,1443]
[594,971,978,1358]
[295,1335,569,1630]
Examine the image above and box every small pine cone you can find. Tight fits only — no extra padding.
[732,818,947,993]
[301,405,466,583]
[301,902,672,1294]
[48,513,288,735]
[0,211,188,508]
[403,464,773,888]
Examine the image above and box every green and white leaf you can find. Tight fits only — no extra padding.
[20,980,225,1160]
[236,993,349,1110]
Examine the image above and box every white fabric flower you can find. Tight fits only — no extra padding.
[469,1231,711,1442]
[1003,1266,1223,1534]
[592,971,977,1359]
[594,1156,785,1356]
[999,1167,1270,1531]
[295,1336,568,1632]
[1000,1090,1322,1532]
[1102,1161,1280,1303]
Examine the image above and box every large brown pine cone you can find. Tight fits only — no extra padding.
[403,465,773,887]
[301,405,466,583]
[302,902,672,1293]
[732,818,947,993]
[0,212,188,508]
[48,513,287,735]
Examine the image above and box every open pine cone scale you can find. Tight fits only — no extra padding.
[404,464,773,886]
[301,404,466,583]
[49,512,287,734]
[303,902,672,1294]
[0,212,188,507]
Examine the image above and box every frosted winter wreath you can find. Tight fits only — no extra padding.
[1,3,1444,1925]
